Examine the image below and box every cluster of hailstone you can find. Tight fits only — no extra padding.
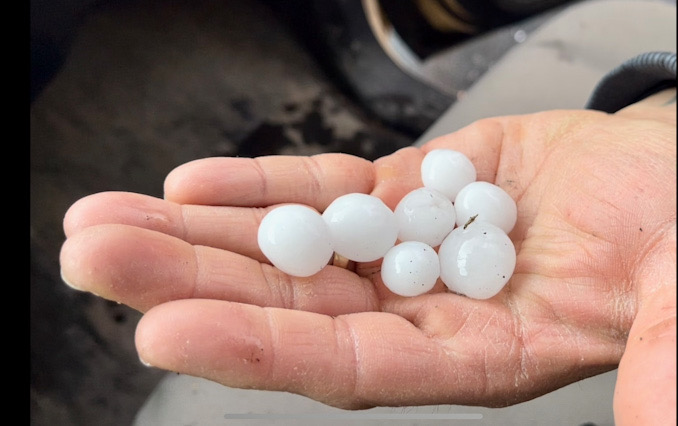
[257,149,517,300]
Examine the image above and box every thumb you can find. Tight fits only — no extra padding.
[614,283,676,425]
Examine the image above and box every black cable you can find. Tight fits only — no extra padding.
[586,51,676,113]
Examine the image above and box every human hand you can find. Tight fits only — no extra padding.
[59,91,676,423]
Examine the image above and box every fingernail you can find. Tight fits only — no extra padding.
[60,268,84,292]
[139,355,153,367]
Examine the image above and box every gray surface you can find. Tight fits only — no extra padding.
[417,0,677,142]
[134,371,617,426]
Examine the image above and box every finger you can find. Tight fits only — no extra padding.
[63,192,184,238]
[60,224,378,315]
[370,147,425,210]
[163,153,375,210]
[134,299,489,409]
[63,191,272,262]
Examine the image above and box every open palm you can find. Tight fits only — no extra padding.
[60,97,676,420]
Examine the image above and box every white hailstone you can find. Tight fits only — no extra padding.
[257,204,334,277]
[394,187,456,247]
[381,241,440,297]
[420,149,477,201]
[438,221,516,300]
[454,181,517,234]
[322,193,398,262]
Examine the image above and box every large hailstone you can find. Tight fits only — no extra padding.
[454,181,517,234]
[257,204,334,277]
[438,221,516,300]
[420,149,477,201]
[394,187,456,247]
[381,241,440,297]
[322,193,398,262]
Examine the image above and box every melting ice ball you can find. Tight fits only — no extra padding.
[438,221,516,300]
[322,193,398,262]
[421,149,477,201]
[454,181,517,234]
[381,241,440,297]
[394,187,456,247]
[257,204,334,277]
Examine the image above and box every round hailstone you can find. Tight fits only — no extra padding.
[394,187,456,247]
[258,204,334,277]
[421,149,477,201]
[322,193,398,262]
[454,181,517,234]
[381,241,440,297]
[438,221,516,300]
